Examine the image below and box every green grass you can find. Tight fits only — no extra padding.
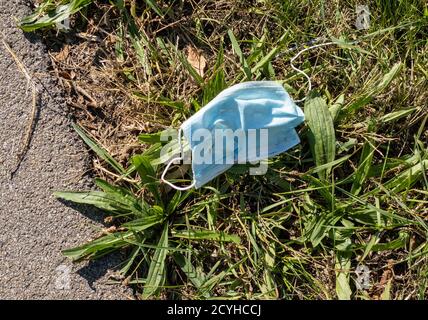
[21,0,428,299]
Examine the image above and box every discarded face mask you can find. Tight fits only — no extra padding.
[161,81,305,190]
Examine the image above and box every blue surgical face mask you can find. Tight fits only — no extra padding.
[161,81,304,190]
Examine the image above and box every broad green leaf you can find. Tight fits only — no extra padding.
[172,229,241,244]
[19,0,93,32]
[375,63,403,92]
[123,213,165,232]
[333,224,353,300]
[335,250,352,300]
[349,209,386,226]
[62,231,134,261]
[53,190,139,215]
[329,93,345,121]
[380,107,417,123]
[361,233,380,261]
[95,178,147,214]
[381,279,392,300]
[150,140,186,166]
[142,224,169,299]
[305,97,336,180]
[265,169,293,192]
[140,143,164,162]
[265,242,276,269]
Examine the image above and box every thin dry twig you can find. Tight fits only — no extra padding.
[1,32,39,177]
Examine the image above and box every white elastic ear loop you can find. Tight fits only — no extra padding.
[160,128,196,191]
[290,42,335,103]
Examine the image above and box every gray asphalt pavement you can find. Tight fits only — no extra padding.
[0,0,129,299]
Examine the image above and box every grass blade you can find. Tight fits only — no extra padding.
[250,32,287,75]
[144,0,164,17]
[72,123,125,175]
[142,224,169,299]
[202,41,227,106]
[177,51,204,86]
[345,62,403,115]
[173,252,209,298]
[131,154,161,203]
[351,121,376,195]
[228,30,252,80]
[381,160,428,194]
